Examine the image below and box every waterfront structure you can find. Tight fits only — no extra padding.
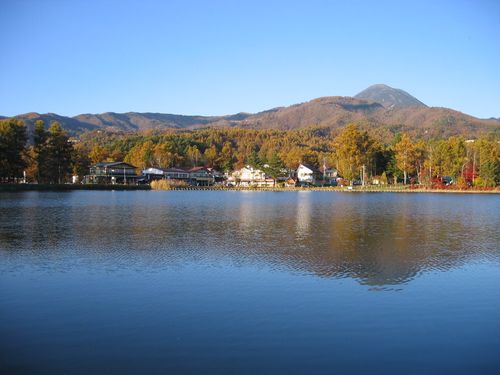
[84,162,139,184]
[229,165,275,187]
[207,168,225,184]
[297,164,322,186]
[322,167,339,185]
[142,167,189,182]
[188,167,215,186]
[285,177,298,187]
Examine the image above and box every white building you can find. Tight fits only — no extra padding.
[229,165,274,187]
[297,164,321,185]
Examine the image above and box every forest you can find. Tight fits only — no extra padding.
[1,118,499,187]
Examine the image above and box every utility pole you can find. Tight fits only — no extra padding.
[472,150,476,185]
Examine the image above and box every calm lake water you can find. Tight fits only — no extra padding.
[1,191,499,374]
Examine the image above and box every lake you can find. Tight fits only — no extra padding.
[1,191,499,374]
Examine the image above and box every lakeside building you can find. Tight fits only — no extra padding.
[296,163,339,186]
[297,164,322,186]
[187,167,215,186]
[142,166,217,186]
[285,177,298,187]
[322,167,339,185]
[84,162,139,184]
[207,168,225,184]
[228,165,275,187]
[85,161,336,187]
[142,167,190,182]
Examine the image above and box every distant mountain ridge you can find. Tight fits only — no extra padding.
[6,85,500,138]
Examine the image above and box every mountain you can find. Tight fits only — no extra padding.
[73,112,252,132]
[6,85,500,138]
[355,84,427,109]
[13,112,101,133]
[236,97,499,137]
[13,111,251,135]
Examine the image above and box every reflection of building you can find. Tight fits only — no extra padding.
[84,162,139,184]
[228,165,274,187]
[295,191,312,238]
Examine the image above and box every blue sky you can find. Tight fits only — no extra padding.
[1,0,499,118]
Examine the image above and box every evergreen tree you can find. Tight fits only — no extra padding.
[0,119,27,182]
[33,120,49,183]
[263,154,286,186]
[247,150,262,169]
[45,123,74,184]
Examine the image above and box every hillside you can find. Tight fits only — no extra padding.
[7,85,500,138]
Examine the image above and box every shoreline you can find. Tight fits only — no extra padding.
[1,184,498,194]
[0,184,150,191]
[163,186,500,194]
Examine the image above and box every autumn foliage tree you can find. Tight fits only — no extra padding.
[394,134,416,184]
[333,124,375,181]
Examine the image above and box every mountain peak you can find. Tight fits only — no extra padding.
[355,84,426,109]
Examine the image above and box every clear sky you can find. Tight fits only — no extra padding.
[1,0,499,118]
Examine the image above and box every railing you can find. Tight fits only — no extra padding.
[90,169,137,176]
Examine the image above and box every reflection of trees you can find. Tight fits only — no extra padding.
[1,192,499,287]
[283,195,498,286]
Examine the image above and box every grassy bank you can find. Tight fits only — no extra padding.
[0,184,151,191]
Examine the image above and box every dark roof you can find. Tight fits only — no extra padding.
[188,166,210,172]
[163,168,188,173]
[95,161,137,169]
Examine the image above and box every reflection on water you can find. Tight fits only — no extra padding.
[1,191,500,374]
[1,191,499,287]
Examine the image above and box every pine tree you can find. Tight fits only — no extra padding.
[45,123,74,184]
[0,119,27,182]
[263,154,286,186]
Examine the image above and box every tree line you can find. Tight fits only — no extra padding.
[1,119,499,187]
[1,119,74,183]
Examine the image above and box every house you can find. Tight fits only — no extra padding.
[142,167,190,182]
[207,168,225,184]
[84,162,139,184]
[296,164,322,186]
[229,165,275,187]
[322,167,338,185]
[142,167,165,181]
[188,167,215,186]
[165,168,190,180]
[285,177,298,187]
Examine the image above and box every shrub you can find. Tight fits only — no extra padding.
[150,179,189,190]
